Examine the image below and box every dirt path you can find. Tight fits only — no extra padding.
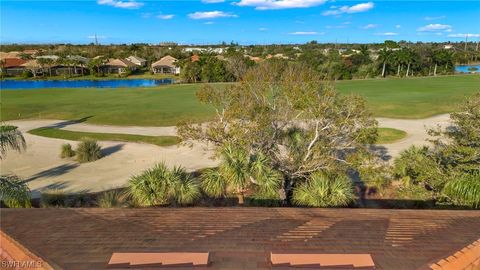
[1,116,451,195]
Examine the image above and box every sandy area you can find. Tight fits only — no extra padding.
[0,116,450,195]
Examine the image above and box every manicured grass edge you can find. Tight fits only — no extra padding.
[377,128,408,144]
[29,127,180,147]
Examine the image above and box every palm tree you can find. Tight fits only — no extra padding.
[377,48,390,77]
[0,125,26,159]
[292,172,355,207]
[443,173,480,208]
[201,144,281,205]
[128,162,199,206]
[0,175,32,208]
[404,49,416,77]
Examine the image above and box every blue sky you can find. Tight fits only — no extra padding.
[1,0,479,44]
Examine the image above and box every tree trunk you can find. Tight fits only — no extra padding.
[397,65,400,76]
[406,63,411,77]
[382,62,386,77]
[237,193,245,205]
[434,63,438,76]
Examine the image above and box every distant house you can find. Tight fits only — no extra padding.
[101,58,137,74]
[1,58,27,76]
[444,45,454,50]
[191,55,200,62]
[126,55,147,67]
[151,55,180,75]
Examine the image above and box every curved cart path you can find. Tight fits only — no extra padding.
[1,115,450,195]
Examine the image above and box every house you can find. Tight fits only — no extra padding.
[126,55,147,67]
[20,59,43,76]
[444,44,454,50]
[101,58,137,74]
[151,55,180,74]
[191,54,200,62]
[0,58,27,76]
[1,208,479,270]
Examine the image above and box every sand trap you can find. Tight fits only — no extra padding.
[1,115,450,195]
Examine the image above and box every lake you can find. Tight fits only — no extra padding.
[0,78,175,90]
[455,64,480,73]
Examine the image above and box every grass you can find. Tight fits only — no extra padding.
[2,75,479,126]
[336,75,480,119]
[377,128,407,144]
[29,127,180,147]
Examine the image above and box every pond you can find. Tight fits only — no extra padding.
[455,64,480,73]
[0,78,175,90]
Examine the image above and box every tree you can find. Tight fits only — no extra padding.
[201,144,281,204]
[377,48,391,77]
[0,175,31,208]
[0,125,26,159]
[178,62,378,203]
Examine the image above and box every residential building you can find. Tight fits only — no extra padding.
[151,55,180,74]
[1,58,27,75]
[101,58,137,74]
[126,55,147,67]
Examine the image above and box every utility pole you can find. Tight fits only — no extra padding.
[95,33,99,46]
[464,35,468,51]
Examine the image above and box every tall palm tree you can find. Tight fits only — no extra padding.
[377,48,390,77]
[404,49,416,77]
[0,125,26,159]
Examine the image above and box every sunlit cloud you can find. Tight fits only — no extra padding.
[448,33,480,38]
[235,0,327,10]
[157,14,174,20]
[417,24,452,32]
[323,2,374,16]
[97,0,143,9]
[188,11,237,19]
[289,31,323,35]
[362,24,378,29]
[375,32,398,36]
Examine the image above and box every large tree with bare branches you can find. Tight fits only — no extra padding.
[178,61,379,204]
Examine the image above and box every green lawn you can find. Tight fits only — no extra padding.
[377,128,407,144]
[2,75,479,126]
[336,75,480,119]
[29,127,180,147]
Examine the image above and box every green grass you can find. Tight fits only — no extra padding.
[377,128,407,144]
[2,75,479,126]
[29,127,180,147]
[336,75,480,119]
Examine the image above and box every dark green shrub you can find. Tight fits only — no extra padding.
[76,139,102,163]
[443,173,480,208]
[60,143,75,158]
[21,70,33,78]
[40,189,69,207]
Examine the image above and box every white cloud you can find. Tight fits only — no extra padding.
[375,32,398,36]
[188,11,237,19]
[289,31,323,35]
[417,24,452,32]
[97,0,143,9]
[204,21,215,24]
[395,24,401,29]
[424,15,446,21]
[361,24,378,29]
[235,0,327,10]
[87,35,107,39]
[202,0,225,3]
[448,33,480,38]
[157,14,174,19]
[323,2,374,16]
[259,27,268,31]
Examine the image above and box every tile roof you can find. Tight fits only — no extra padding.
[151,55,177,68]
[105,58,136,68]
[2,58,27,68]
[1,208,479,270]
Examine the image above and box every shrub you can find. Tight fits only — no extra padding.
[40,189,69,207]
[128,162,200,206]
[443,173,480,208]
[60,143,75,158]
[76,139,102,162]
[292,173,355,207]
[20,70,32,78]
[0,175,31,208]
[97,190,127,208]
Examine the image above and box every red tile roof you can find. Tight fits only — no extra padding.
[1,208,479,270]
[2,58,27,68]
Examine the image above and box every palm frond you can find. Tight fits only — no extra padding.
[0,175,31,208]
[0,125,26,159]
[443,173,480,208]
